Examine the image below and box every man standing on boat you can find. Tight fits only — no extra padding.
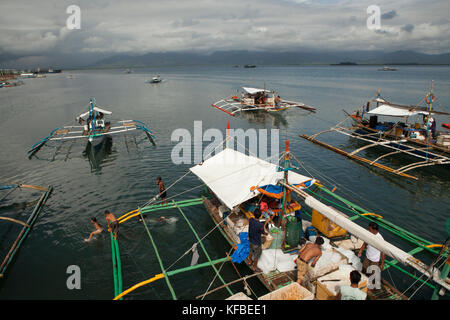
[156,177,167,205]
[248,209,272,271]
[295,236,324,285]
[358,222,385,275]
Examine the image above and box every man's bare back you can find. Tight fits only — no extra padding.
[298,238,323,267]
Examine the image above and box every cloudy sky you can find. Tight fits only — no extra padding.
[1,0,449,67]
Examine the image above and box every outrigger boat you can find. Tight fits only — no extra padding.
[104,128,449,301]
[27,98,156,159]
[301,83,450,180]
[212,87,316,117]
[0,183,52,278]
[146,75,162,84]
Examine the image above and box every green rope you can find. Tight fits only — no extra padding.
[139,210,177,300]
[110,233,118,298]
[173,201,234,296]
[112,238,123,300]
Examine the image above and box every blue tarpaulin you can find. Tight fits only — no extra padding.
[231,232,249,263]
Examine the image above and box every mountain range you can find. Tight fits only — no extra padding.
[87,50,450,68]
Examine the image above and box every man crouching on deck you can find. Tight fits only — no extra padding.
[296,237,324,285]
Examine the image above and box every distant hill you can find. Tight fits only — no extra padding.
[89,50,450,68]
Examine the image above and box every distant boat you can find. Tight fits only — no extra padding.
[146,75,162,83]
[244,64,256,68]
[379,66,398,71]
[124,69,132,74]
[20,73,36,78]
[212,86,316,116]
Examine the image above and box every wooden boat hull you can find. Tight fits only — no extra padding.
[202,195,297,293]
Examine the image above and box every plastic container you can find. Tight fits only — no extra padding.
[258,282,314,300]
[311,209,347,238]
[269,227,284,249]
[286,216,302,247]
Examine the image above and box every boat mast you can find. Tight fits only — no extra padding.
[277,140,290,228]
[88,99,96,136]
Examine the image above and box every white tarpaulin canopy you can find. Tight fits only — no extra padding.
[77,106,112,120]
[366,104,421,117]
[242,87,270,95]
[190,148,314,209]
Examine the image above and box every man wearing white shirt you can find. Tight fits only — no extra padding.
[358,222,385,275]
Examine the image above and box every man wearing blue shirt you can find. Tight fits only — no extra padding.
[248,209,272,271]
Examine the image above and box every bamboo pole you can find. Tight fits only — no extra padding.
[195,273,263,299]
[173,202,234,296]
[138,210,177,300]
[113,257,230,300]
[0,186,52,277]
[0,217,30,227]
[299,134,418,180]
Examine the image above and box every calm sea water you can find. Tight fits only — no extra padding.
[0,65,449,300]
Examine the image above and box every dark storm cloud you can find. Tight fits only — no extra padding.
[0,0,449,67]
[401,24,415,33]
[381,10,397,20]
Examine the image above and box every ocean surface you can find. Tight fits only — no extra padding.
[0,65,449,300]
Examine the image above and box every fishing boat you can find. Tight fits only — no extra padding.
[212,87,316,117]
[378,66,398,71]
[301,83,450,180]
[105,128,449,301]
[146,75,162,84]
[27,98,156,159]
[0,80,24,88]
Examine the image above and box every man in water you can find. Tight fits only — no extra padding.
[337,270,367,300]
[84,217,103,242]
[156,177,167,205]
[296,236,324,285]
[358,222,385,275]
[248,209,272,271]
[105,210,119,240]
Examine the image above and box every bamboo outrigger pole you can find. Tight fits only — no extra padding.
[299,134,418,180]
[0,186,53,278]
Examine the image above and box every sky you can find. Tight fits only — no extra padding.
[1,0,449,68]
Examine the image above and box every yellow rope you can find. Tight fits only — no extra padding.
[361,212,383,219]
[117,209,139,222]
[113,273,165,300]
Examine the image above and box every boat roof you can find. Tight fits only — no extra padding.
[77,106,112,119]
[367,103,449,117]
[241,87,270,95]
[190,148,314,209]
[367,104,423,117]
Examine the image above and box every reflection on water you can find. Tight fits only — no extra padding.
[83,135,113,172]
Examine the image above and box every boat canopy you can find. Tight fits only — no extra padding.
[366,104,425,117]
[77,106,112,120]
[190,148,314,209]
[241,87,270,95]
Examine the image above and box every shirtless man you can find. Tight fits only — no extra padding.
[156,177,167,205]
[84,217,103,242]
[105,210,119,240]
[296,237,324,285]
